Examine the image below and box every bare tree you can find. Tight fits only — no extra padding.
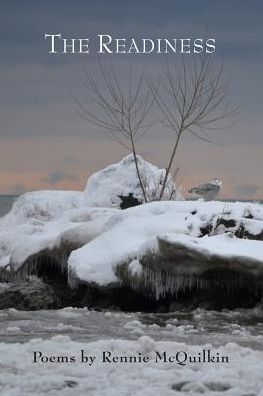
[73,61,157,203]
[151,54,237,200]
[74,54,235,203]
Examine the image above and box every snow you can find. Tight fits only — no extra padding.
[83,154,183,208]
[162,233,263,265]
[0,154,183,276]
[0,335,262,396]
[68,200,263,286]
[68,201,194,285]
[0,190,117,272]
[139,232,263,271]
[0,302,262,396]
[5,190,84,222]
[0,163,263,292]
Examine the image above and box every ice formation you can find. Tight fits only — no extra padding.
[0,190,117,280]
[1,335,263,396]
[0,156,263,307]
[83,153,183,208]
[68,201,263,292]
[119,233,263,300]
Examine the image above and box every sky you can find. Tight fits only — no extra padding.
[0,0,262,199]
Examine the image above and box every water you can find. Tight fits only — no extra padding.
[0,307,262,349]
[0,195,16,217]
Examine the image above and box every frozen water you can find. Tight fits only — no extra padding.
[0,307,262,349]
[0,307,263,395]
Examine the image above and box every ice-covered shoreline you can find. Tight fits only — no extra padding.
[0,155,263,310]
[1,196,263,291]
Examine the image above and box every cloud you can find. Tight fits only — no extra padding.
[233,184,260,198]
[43,171,79,185]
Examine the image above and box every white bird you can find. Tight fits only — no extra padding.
[188,178,222,201]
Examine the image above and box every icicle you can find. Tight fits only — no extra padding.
[116,258,262,302]
[0,243,76,285]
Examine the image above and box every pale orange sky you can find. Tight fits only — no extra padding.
[1,135,263,200]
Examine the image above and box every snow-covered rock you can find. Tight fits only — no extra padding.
[1,176,263,309]
[0,154,183,280]
[83,154,183,208]
[120,233,263,299]
[68,200,263,293]
[0,190,117,275]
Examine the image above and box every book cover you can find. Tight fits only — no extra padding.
[0,1,262,395]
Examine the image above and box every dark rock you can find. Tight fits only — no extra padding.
[0,277,57,310]
[116,235,263,311]
[199,216,263,241]
[118,193,141,209]
[78,284,159,312]
[199,222,213,236]
[235,224,263,240]
[216,218,236,228]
